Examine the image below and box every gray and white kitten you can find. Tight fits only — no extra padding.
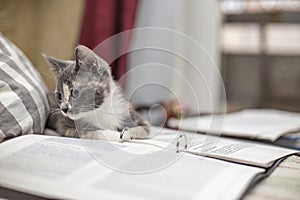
[44,45,150,141]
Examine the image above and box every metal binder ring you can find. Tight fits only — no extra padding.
[176,134,188,153]
[120,127,130,143]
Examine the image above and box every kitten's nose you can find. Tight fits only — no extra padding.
[61,103,68,113]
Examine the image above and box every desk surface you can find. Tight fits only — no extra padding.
[245,155,300,200]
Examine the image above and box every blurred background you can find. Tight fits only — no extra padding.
[221,0,300,112]
[0,0,299,118]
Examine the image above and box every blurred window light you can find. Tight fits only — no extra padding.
[222,23,261,54]
[266,23,300,55]
[222,23,300,55]
[221,0,245,14]
[221,0,300,14]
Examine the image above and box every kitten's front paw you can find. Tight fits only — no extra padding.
[127,126,149,139]
[119,127,132,142]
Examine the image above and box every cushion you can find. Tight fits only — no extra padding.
[0,33,49,142]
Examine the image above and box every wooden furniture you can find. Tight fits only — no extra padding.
[244,155,300,200]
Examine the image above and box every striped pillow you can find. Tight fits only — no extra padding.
[0,34,49,142]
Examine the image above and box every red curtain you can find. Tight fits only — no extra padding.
[79,0,138,80]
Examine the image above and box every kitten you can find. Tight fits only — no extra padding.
[44,45,150,141]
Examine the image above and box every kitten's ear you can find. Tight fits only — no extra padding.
[43,54,70,73]
[74,45,96,71]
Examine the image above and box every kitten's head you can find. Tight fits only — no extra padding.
[44,45,112,119]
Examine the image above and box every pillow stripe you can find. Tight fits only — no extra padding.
[0,36,50,110]
[0,101,24,135]
[0,67,41,133]
[16,49,48,92]
[0,36,48,93]
[0,36,18,56]
[0,99,34,134]
[0,39,10,55]
[4,40,48,92]
[0,37,49,108]
[0,33,49,141]
[0,129,5,139]
[0,54,49,115]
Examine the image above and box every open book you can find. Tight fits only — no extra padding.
[168,109,300,141]
[0,127,298,200]
[0,133,265,200]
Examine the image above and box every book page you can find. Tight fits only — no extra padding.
[144,127,299,168]
[168,109,300,141]
[0,134,264,200]
[0,135,152,198]
[82,153,264,200]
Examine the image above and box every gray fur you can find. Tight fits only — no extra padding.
[44,45,150,141]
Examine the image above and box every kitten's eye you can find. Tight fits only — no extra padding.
[71,89,79,98]
[56,92,62,101]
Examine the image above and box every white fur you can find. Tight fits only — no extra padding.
[74,81,129,130]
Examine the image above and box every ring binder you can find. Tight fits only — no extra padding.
[119,127,298,169]
[176,134,188,153]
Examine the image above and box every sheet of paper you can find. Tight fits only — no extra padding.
[168,109,300,141]
[81,153,264,200]
[144,127,299,168]
[0,135,147,198]
[0,134,264,200]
